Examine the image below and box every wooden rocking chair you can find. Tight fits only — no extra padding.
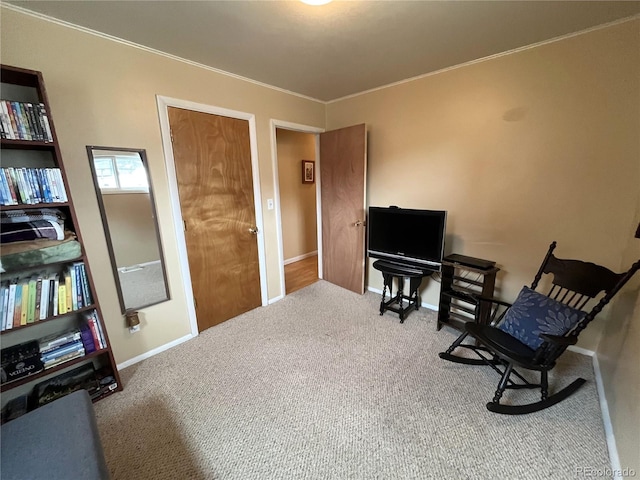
[439,241,640,415]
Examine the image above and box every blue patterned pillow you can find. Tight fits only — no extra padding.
[498,286,585,350]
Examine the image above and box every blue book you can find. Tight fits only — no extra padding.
[79,323,96,354]
[0,170,6,205]
[40,340,84,362]
[37,169,52,203]
[79,264,92,306]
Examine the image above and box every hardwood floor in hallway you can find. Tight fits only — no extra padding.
[285,255,319,294]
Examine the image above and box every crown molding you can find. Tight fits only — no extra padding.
[1,3,326,105]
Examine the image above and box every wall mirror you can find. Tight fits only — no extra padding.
[87,146,170,313]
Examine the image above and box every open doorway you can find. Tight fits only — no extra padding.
[271,120,367,301]
[275,128,319,295]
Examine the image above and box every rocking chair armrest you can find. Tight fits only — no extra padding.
[538,333,578,346]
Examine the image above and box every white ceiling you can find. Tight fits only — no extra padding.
[7,1,640,102]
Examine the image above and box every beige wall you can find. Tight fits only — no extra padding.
[597,200,640,476]
[102,193,160,268]
[327,19,640,351]
[1,8,325,365]
[276,129,317,261]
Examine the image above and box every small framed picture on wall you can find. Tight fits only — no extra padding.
[302,160,315,184]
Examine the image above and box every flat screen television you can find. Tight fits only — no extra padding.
[367,206,447,270]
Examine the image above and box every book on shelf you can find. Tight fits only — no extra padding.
[0,266,93,332]
[38,328,82,353]
[51,273,59,317]
[57,283,67,315]
[5,283,16,331]
[38,103,53,142]
[79,322,97,354]
[6,102,19,139]
[39,276,50,320]
[43,350,85,370]
[0,100,53,142]
[0,284,6,330]
[0,285,4,330]
[73,262,83,309]
[19,282,28,326]
[82,310,106,350]
[40,340,85,365]
[41,341,84,362]
[11,282,21,329]
[0,170,12,204]
[0,101,11,140]
[1,340,43,384]
[0,167,67,206]
[0,284,6,331]
[79,263,92,306]
[26,275,37,323]
[69,265,78,311]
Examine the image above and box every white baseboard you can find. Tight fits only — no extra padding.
[565,340,621,474]
[366,286,439,311]
[556,346,621,476]
[116,333,194,370]
[591,354,622,477]
[284,251,318,266]
[567,344,595,356]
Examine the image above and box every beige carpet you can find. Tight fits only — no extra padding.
[94,280,611,480]
[118,262,167,309]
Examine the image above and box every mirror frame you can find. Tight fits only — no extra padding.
[86,145,170,313]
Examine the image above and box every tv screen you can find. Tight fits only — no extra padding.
[367,206,447,269]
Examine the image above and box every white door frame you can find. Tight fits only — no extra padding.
[157,95,269,336]
[269,119,324,303]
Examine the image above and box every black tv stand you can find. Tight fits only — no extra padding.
[372,260,435,322]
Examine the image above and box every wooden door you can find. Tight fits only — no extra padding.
[168,107,261,331]
[320,124,367,294]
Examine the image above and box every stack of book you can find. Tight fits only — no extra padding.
[38,329,85,370]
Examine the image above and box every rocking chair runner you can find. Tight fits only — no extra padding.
[439,241,640,415]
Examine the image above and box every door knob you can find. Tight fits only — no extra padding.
[249,226,259,235]
[354,220,364,227]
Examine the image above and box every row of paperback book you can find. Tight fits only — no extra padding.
[0,167,68,206]
[0,262,93,331]
[0,100,53,142]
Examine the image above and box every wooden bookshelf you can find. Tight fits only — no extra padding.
[0,65,122,415]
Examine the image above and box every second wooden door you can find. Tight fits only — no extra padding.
[320,124,367,294]
[168,107,261,332]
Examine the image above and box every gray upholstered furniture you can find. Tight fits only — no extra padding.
[0,390,109,480]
